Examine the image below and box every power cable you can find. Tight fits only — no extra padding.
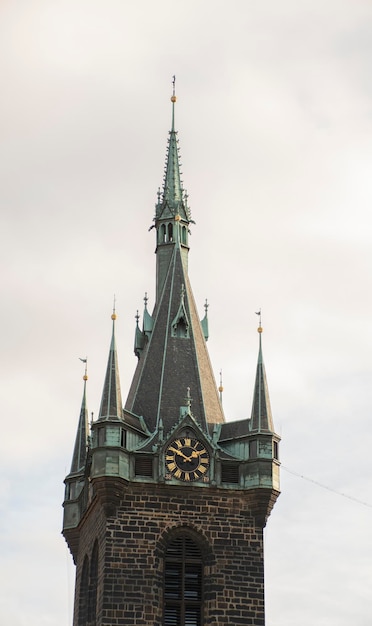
[281,464,372,509]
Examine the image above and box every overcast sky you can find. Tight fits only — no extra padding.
[1,1,372,624]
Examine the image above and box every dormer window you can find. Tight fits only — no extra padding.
[171,285,190,338]
[172,315,189,338]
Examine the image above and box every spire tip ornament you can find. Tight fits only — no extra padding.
[255,309,262,332]
[171,74,177,103]
[79,357,88,380]
[112,295,117,320]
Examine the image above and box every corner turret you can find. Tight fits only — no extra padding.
[62,364,90,557]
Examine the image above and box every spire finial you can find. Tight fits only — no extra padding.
[144,292,148,308]
[218,369,224,404]
[79,357,88,381]
[204,299,209,317]
[135,309,140,326]
[171,75,177,131]
[112,295,117,321]
[186,387,192,411]
[255,308,262,332]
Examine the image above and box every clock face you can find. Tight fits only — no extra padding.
[165,437,210,482]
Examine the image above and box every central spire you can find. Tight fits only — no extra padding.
[159,75,184,209]
[125,83,225,434]
[154,78,192,301]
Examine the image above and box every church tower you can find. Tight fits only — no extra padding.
[62,83,280,626]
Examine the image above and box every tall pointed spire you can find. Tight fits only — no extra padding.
[99,307,123,420]
[126,84,224,433]
[162,75,183,208]
[70,364,89,473]
[155,76,190,224]
[250,324,274,432]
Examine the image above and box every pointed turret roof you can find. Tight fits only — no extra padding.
[99,311,123,420]
[69,371,89,474]
[250,327,274,432]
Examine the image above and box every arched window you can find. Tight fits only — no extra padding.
[161,224,167,242]
[168,223,173,242]
[182,226,187,245]
[88,541,98,624]
[78,555,89,626]
[164,533,203,626]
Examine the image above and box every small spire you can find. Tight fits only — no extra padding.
[218,369,224,404]
[171,75,176,131]
[201,298,209,342]
[70,362,89,473]
[143,292,154,338]
[250,320,274,432]
[186,387,192,413]
[157,76,184,210]
[99,309,123,420]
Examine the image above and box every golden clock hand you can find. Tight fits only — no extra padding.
[169,446,180,454]
[176,450,193,462]
[191,447,207,458]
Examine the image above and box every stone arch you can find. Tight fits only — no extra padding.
[156,523,214,566]
[157,525,214,626]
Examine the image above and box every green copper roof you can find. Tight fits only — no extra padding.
[250,329,274,432]
[126,87,223,434]
[155,86,190,223]
[69,377,89,474]
[98,314,124,420]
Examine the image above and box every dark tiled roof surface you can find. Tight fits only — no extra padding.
[125,245,224,435]
[219,419,251,441]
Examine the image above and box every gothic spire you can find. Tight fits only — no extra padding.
[250,324,275,432]
[155,76,190,224]
[69,365,89,473]
[125,85,224,434]
[98,308,123,420]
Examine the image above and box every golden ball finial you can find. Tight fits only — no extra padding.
[111,312,117,321]
[83,374,88,381]
[218,385,224,393]
[258,326,263,333]
[171,95,177,103]
[175,213,181,221]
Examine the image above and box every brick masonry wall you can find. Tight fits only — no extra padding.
[74,482,266,626]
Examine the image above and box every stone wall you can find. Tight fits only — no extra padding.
[74,481,266,626]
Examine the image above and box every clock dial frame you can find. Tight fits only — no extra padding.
[165,437,210,482]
